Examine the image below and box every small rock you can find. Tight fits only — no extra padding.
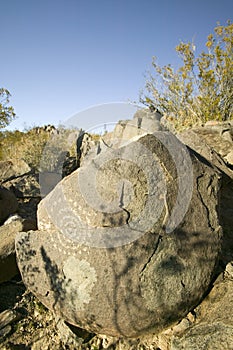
[0,324,11,337]
[172,318,191,335]
[0,309,21,330]
[225,261,233,278]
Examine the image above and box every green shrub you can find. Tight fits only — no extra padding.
[142,21,233,130]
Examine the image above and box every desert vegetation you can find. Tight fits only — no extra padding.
[141,21,233,129]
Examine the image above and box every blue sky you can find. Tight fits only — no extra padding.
[1,0,232,130]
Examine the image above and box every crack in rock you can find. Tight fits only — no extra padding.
[140,235,163,275]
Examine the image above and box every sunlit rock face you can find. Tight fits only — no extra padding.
[16,132,222,338]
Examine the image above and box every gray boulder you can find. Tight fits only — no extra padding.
[16,132,222,338]
[0,187,18,224]
[3,172,41,221]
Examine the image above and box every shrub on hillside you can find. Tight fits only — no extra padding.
[142,21,233,130]
[0,127,79,171]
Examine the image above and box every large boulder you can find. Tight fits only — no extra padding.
[16,132,222,338]
[3,173,40,199]
[0,187,18,224]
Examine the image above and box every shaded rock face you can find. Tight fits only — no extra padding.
[16,132,222,338]
[3,172,41,222]
[178,129,233,266]
[171,274,233,350]
[0,187,18,224]
[0,219,37,283]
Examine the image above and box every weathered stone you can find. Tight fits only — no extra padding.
[0,187,18,224]
[16,132,222,338]
[0,219,37,283]
[225,149,233,166]
[110,108,163,147]
[0,159,31,184]
[3,172,40,198]
[0,324,11,338]
[178,129,233,265]
[171,278,233,350]
[179,126,233,170]
[0,308,22,338]
[0,309,21,330]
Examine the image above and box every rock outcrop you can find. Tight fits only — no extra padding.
[16,131,222,338]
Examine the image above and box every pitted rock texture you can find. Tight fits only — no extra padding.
[171,277,233,350]
[16,133,222,338]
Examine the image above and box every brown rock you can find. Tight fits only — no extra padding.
[16,132,222,338]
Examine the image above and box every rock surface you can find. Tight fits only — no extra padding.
[0,159,31,184]
[16,132,222,338]
[3,172,41,221]
[171,272,233,350]
[108,108,163,147]
[0,219,37,283]
[178,122,233,167]
[178,128,233,266]
[0,187,18,224]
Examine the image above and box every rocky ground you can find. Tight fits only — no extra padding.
[0,117,233,349]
